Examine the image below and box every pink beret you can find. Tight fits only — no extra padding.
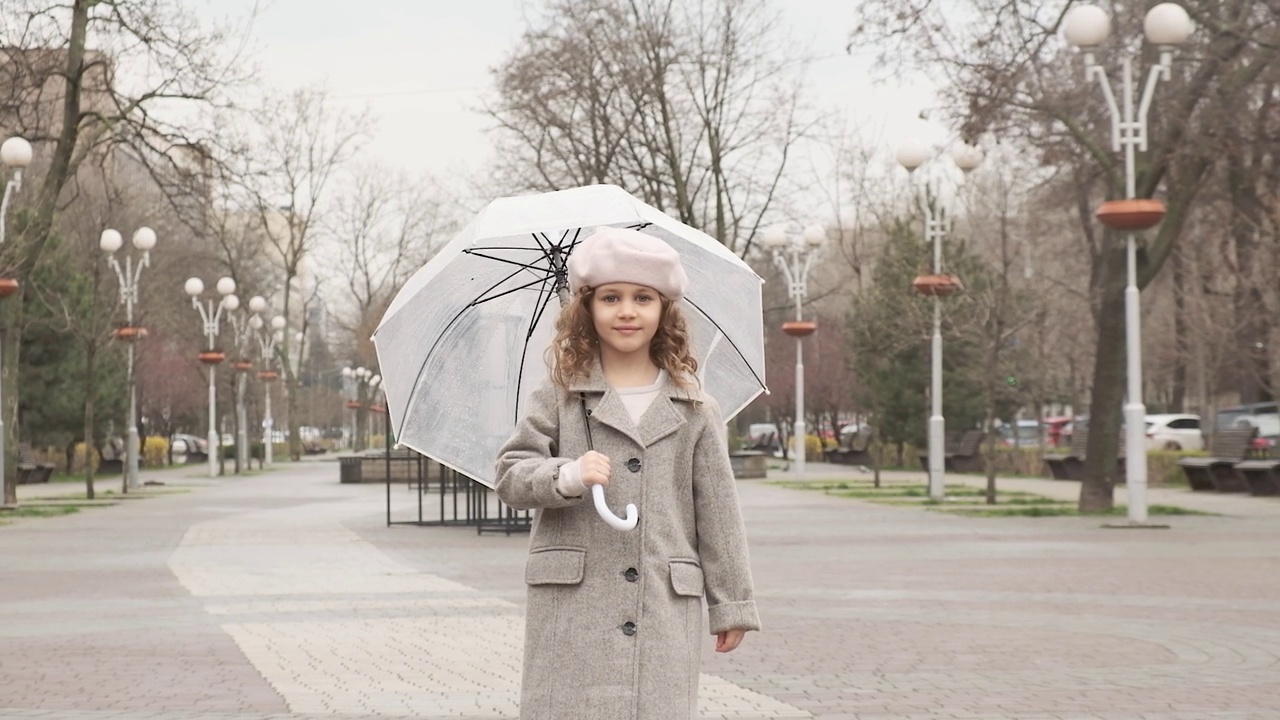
[568,227,688,300]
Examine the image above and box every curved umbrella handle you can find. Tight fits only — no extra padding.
[592,484,638,531]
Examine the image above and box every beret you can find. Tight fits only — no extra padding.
[567,226,688,301]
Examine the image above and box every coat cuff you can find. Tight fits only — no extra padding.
[708,600,760,634]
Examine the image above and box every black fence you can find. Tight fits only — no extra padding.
[356,446,530,534]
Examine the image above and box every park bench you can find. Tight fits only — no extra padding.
[16,444,55,485]
[825,426,875,466]
[1044,427,1088,480]
[1231,445,1280,497]
[1042,427,1125,482]
[1177,426,1256,492]
[917,429,987,473]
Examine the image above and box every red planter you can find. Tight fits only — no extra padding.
[257,370,279,381]
[782,320,817,337]
[114,326,148,341]
[344,401,362,410]
[912,273,963,297]
[0,278,18,299]
[1095,198,1166,231]
[370,405,387,414]
[198,350,226,365]
[232,360,254,372]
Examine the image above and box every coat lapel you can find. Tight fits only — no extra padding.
[568,356,698,449]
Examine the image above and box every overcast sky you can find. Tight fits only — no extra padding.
[207,0,941,186]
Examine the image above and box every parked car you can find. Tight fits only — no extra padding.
[170,433,208,459]
[744,423,782,455]
[999,419,1042,448]
[1228,413,1280,451]
[1144,413,1204,451]
[1216,402,1278,432]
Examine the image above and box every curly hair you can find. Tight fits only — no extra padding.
[548,287,699,391]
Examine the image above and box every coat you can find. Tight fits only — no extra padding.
[494,364,760,720]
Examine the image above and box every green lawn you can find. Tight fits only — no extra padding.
[773,479,1209,517]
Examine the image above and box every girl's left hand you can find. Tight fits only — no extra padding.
[715,629,746,653]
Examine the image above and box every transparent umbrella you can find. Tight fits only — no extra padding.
[373,184,766,526]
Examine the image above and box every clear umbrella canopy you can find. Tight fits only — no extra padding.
[373,184,765,486]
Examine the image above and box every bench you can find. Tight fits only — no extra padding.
[1042,427,1124,482]
[16,444,55,484]
[917,429,987,473]
[825,427,875,466]
[1177,427,1256,492]
[1231,446,1280,496]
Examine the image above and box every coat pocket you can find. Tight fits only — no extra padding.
[525,547,586,585]
[668,559,705,597]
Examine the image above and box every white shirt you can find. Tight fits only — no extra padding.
[557,370,666,498]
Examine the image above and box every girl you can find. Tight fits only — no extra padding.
[495,226,760,720]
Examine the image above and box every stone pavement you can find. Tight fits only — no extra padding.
[1,460,1278,719]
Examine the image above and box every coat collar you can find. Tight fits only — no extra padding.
[567,355,699,448]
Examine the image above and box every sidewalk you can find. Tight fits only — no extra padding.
[1,459,1278,719]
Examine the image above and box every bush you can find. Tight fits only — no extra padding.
[143,436,169,467]
[805,434,824,461]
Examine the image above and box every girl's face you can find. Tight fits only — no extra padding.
[591,282,663,359]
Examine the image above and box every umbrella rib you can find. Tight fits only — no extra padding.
[473,275,556,306]
[464,249,550,274]
[512,273,560,422]
[683,297,767,391]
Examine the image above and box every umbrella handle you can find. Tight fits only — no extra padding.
[591,484,638,531]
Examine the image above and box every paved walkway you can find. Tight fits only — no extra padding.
[2,460,1278,719]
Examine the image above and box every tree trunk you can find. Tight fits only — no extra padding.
[82,345,97,501]
[1171,248,1187,411]
[2,300,19,506]
[1080,252,1126,512]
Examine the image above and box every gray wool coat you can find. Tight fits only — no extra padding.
[494,365,760,720]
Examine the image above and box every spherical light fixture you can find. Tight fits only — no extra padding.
[1144,3,1193,46]
[131,227,156,251]
[271,315,286,330]
[896,138,931,171]
[184,277,205,296]
[222,293,240,312]
[99,229,123,253]
[802,224,827,248]
[0,137,32,168]
[761,225,789,249]
[951,142,985,172]
[1064,5,1111,47]
[216,277,236,296]
[248,295,268,314]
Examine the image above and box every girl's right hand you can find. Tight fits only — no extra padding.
[579,450,611,487]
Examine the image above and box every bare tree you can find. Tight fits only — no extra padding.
[0,0,250,504]
[852,0,1280,511]
[487,0,812,253]
[223,87,367,460]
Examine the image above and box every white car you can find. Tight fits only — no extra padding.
[1144,413,1204,451]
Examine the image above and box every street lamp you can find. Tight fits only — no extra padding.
[897,137,984,501]
[249,307,286,466]
[101,227,157,491]
[185,275,236,478]
[1065,2,1193,525]
[0,136,32,500]
[224,293,269,472]
[762,223,826,479]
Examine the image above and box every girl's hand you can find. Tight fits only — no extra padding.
[715,629,746,653]
[579,450,611,488]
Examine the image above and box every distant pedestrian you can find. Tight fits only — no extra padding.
[495,226,760,720]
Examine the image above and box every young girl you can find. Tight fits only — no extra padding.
[495,226,760,720]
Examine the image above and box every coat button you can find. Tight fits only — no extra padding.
[624,567,638,582]
[621,621,637,636]
[626,458,641,473]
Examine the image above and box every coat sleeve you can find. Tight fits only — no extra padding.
[691,397,762,634]
[494,382,585,511]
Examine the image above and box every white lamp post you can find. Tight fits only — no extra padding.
[0,136,32,501]
[1065,2,1192,525]
[224,293,268,472]
[249,309,286,466]
[185,276,236,478]
[101,227,157,490]
[368,373,382,450]
[897,138,984,501]
[762,223,826,479]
